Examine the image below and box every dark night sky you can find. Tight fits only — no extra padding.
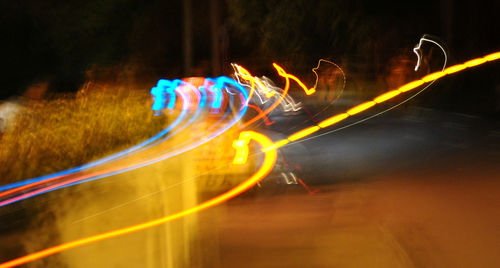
[0,0,498,116]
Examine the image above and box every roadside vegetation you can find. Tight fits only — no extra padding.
[0,83,167,185]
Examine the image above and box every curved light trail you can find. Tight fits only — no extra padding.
[0,47,497,267]
[0,131,277,268]
[0,77,248,207]
[262,51,500,152]
[237,64,292,129]
[0,89,190,194]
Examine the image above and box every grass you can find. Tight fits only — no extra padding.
[0,82,167,185]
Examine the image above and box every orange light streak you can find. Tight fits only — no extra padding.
[484,52,500,61]
[238,64,291,129]
[347,101,376,115]
[421,71,447,82]
[317,113,349,128]
[398,79,425,92]
[0,132,277,268]
[373,90,401,104]
[247,104,275,125]
[5,51,498,268]
[443,64,467,74]
[288,126,320,141]
[272,63,316,95]
[464,58,487,67]
[262,139,289,152]
[261,51,500,152]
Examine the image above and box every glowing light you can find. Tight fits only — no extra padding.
[421,71,447,82]
[0,88,190,200]
[204,78,223,109]
[0,132,277,268]
[151,79,180,111]
[485,52,500,61]
[288,126,320,141]
[464,57,487,67]
[444,64,467,74]
[347,101,376,115]
[238,64,291,129]
[318,113,349,128]
[263,51,500,152]
[232,132,253,164]
[3,50,499,267]
[232,64,256,108]
[272,63,316,95]
[373,90,401,104]
[298,178,320,195]
[0,76,249,207]
[247,104,275,125]
[413,35,448,71]
[398,80,424,92]
[262,139,289,152]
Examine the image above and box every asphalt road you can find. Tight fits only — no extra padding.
[194,106,500,267]
[0,106,498,267]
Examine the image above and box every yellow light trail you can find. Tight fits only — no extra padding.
[272,63,317,95]
[237,64,291,129]
[0,132,277,268]
[4,51,498,268]
[262,51,500,152]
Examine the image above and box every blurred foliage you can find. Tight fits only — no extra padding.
[227,0,375,63]
[0,84,167,184]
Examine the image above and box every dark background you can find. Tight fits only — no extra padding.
[0,0,498,116]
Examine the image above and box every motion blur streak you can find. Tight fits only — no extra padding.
[346,101,376,115]
[317,113,349,128]
[238,64,291,129]
[374,90,401,104]
[0,87,190,199]
[413,35,448,71]
[262,139,289,152]
[0,88,190,207]
[0,131,277,268]
[398,80,424,92]
[232,64,255,108]
[247,104,275,125]
[0,78,249,207]
[288,126,320,141]
[262,51,500,152]
[272,63,316,95]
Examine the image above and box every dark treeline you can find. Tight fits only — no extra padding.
[1,0,498,116]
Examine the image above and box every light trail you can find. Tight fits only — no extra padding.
[1,47,497,267]
[0,88,190,197]
[272,63,316,95]
[247,104,275,125]
[413,34,448,71]
[262,51,500,152]
[305,59,346,121]
[0,77,248,207]
[0,131,277,268]
[237,64,291,129]
[299,35,450,141]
